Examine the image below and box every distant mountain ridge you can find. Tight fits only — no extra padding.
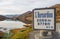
[0,14,20,21]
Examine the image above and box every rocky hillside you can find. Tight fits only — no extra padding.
[16,11,33,24]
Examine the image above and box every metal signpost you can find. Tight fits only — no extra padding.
[33,8,56,39]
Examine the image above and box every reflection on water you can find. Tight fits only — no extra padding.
[0,19,25,32]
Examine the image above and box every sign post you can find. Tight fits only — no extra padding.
[33,8,56,39]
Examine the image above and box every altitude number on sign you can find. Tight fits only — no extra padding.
[46,26,53,29]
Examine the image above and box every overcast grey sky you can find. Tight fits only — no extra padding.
[0,0,60,15]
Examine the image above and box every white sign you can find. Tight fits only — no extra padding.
[33,8,56,30]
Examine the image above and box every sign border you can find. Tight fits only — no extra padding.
[32,8,56,31]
